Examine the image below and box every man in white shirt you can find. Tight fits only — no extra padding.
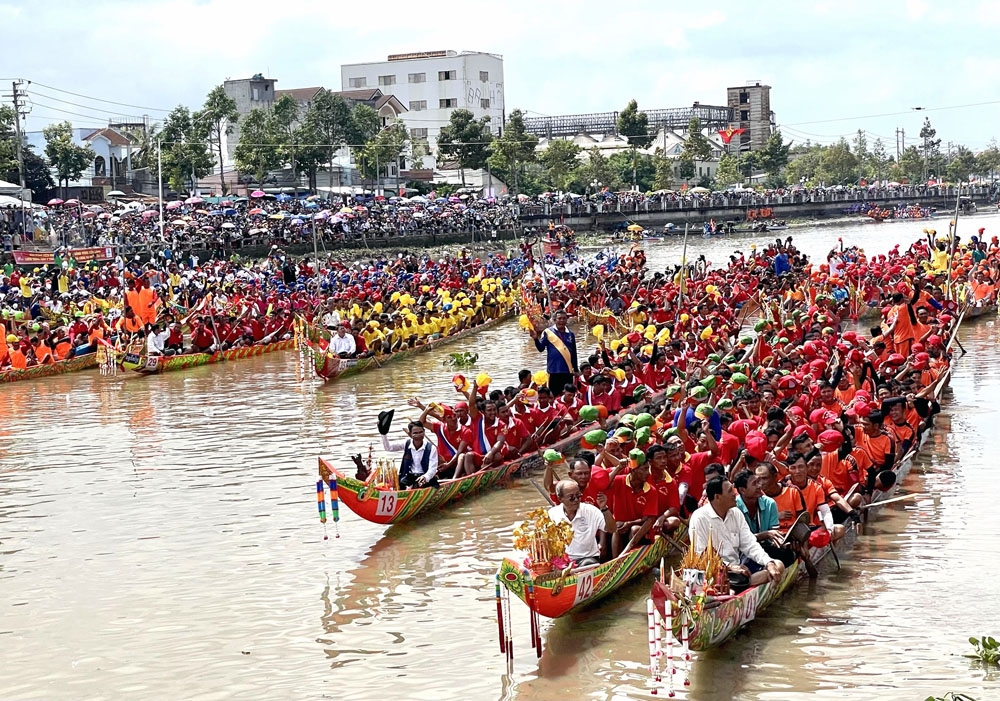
[548,479,612,567]
[328,325,356,357]
[689,477,784,587]
[381,420,439,489]
[146,323,170,356]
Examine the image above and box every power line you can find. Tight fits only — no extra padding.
[23,97,126,124]
[24,79,172,113]
[26,87,149,120]
[783,98,1000,127]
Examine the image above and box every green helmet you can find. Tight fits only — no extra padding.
[635,426,652,446]
[579,405,599,422]
[689,385,709,400]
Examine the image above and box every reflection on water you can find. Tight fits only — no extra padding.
[1,217,999,700]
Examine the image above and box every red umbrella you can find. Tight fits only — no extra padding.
[251,190,265,198]
[48,198,64,206]
[249,208,265,215]
[65,198,81,205]
[185,196,203,204]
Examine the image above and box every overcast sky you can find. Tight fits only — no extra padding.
[5,0,1000,153]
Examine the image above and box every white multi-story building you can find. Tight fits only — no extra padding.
[340,50,504,168]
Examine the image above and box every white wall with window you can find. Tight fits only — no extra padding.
[341,50,504,169]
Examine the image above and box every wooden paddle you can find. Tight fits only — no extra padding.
[861,493,917,510]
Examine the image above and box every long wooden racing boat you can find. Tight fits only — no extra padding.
[116,338,295,376]
[499,537,669,619]
[321,456,522,525]
[0,351,98,384]
[650,314,962,651]
[324,386,670,526]
[299,310,514,383]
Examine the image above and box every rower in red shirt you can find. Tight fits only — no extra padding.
[610,459,659,557]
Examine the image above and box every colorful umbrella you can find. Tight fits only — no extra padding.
[249,208,265,216]
[185,196,203,204]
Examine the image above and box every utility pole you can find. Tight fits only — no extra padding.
[10,81,29,242]
[895,127,905,160]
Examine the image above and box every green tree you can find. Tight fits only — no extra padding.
[652,149,675,190]
[976,140,1000,181]
[42,121,96,196]
[349,104,381,147]
[357,121,408,193]
[233,108,282,187]
[892,145,924,184]
[160,106,214,193]
[122,123,161,171]
[714,153,742,187]
[945,145,977,182]
[852,129,870,180]
[608,150,654,191]
[303,89,354,191]
[677,153,695,182]
[17,148,55,196]
[575,147,615,192]
[437,108,493,186]
[757,130,791,181]
[539,140,581,191]
[0,108,54,196]
[870,138,891,181]
[195,85,239,194]
[487,108,537,194]
[0,105,18,178]
[784,147,819,185]
[616,99,653,190]
[271,94,303,192]
[815,138,858,185]
[681,117,713,161]
[292,120,327,192]
[919,117,944,180]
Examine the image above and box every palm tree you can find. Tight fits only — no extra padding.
[123,124,160,171]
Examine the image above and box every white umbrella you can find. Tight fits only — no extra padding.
[221,222,236,229]
[107,190,126,197]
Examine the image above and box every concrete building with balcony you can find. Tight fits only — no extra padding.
[340,50,505,168]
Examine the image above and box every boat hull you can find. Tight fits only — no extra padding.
[500,537,668,619]
[0,352,98,384]
[655,559,803,650]
[322,457,520,524]
[121,339,295,375]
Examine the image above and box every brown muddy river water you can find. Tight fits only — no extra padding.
[2,217,999,700]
